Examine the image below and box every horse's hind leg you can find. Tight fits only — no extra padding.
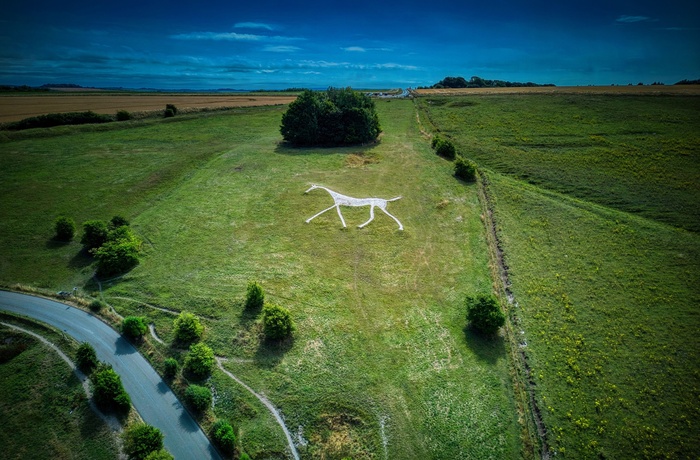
[358,205,375,228]
[380,207,404,231]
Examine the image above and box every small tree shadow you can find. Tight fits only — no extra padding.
[45,237,71,249]
[463,326,506,365]
[254,336,294,369]
[68,247,94,269]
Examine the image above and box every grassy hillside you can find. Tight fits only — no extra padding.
[0,321,118,459]
[0,101,521,458]
[420,94,700,458]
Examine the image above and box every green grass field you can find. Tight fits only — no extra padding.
[0,320,118,459]
[1,101,521,458]
[420,94,700,458]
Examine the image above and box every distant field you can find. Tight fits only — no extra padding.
[416,85,700,96]
[0,93,296,123]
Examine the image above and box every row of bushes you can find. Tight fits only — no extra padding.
[431,135,478,182]
[5,105,179,131]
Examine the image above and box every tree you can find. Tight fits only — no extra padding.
[211,419,236,454]
[454,156,477,182]
[173,312,203,344]
[245,281,264,311]
[81,220,108,250]
[122,316,147,340]
[163,357,178,379]
[466,295,505,336]
[54,215,75,241]
[434,137,456,160]
[123,423,164,460]
[185,343,215,379]
[280,88,380,146]
[262,304,295,340]
[93,225,141,277]
[116,110,132,121]
[184,384,211,412]
[91,364,131,412]
[76,342,98,374]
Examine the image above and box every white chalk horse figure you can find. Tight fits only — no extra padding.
[305,185,404,230]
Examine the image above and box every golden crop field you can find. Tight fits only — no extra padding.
[415,85,700,96]
[0,93,297,123]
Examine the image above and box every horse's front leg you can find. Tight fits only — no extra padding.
[336,205,348,228]
[358,205,375,228]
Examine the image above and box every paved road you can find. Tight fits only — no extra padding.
[0,290,221,460]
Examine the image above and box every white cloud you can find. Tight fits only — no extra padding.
[616,15,652,23]
[263,45,301,53]
[234,22,274,30]
[171,31,304,42]
[342,46,366,52]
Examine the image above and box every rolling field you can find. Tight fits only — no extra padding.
[0,93,296,123]
[419,93,700,458]
[0,100,521,459]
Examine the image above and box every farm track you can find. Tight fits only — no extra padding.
[0,94,296,123]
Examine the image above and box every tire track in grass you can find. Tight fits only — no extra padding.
[215,357,300,460]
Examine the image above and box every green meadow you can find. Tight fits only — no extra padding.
[0,319,117,459]
[419,94,700,458]
[0,101,521,459]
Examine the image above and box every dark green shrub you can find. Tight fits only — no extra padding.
[434,137,456,160]
[173,312,203,344]
[110,215,130,228]
[245,281,264,311]
[93,225,141,277]
[91,364,131,412]
[163,357,178,378]
[466,295,505,336]
[185,343,215,379]
[122,316,147,340]
[116,110,132,121]
[89,299,106,312]
[166,104,178,115]
[262,304,295,340]
[81,220,109,250]
[211,419,236,454]
[123,423,164,460]
[431,135,442,149]
[76,342,98,374]
[5,111,112,130]
[454,156,477,182]
[54,215,75,241]
[280,87,380,146]
[184,384,211,412]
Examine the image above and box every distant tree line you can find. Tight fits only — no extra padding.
[427,75,555,89]
[675,79,700,85]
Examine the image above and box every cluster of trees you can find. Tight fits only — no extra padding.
[429,75,555,89]
[76,342,131,413]
[245,281,296,341]
[123,423,172,460]
[280,87,381,146]
[430,135,477,182]
[53,214,142,278]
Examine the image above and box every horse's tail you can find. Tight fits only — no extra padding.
[388,196,402,202]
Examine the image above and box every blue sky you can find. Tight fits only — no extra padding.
[1,0,699,89]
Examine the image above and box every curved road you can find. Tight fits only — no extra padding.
[0,290,221,460]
